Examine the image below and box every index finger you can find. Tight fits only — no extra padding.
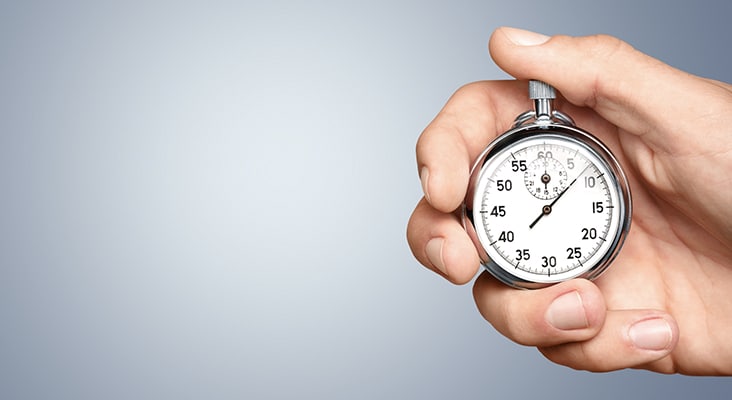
[416,80,534,213]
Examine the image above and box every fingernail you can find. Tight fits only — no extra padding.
[545,291,588,330]
[425,237,447,276]
[420,166,431,203]
[502,27,550,46]
[629,318,673,351]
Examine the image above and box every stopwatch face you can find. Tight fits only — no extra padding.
[464,124,631,289]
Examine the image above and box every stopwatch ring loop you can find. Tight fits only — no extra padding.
[513,110,575,128]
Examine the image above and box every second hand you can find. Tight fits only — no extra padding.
[529,164,590,229]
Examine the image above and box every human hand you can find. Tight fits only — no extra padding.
[406,27,732,375]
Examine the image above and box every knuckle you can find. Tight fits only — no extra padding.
[584,34,631,56]
[405,199,427,246]
[552,34,638,108]
[452,81,489,99]
[496,301,530,343]
[539,342,612,372]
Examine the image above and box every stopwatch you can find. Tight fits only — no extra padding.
[463,80,631,289]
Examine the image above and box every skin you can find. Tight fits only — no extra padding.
[406,27,732,374]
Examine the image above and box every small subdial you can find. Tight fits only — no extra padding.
[523,157,568,200]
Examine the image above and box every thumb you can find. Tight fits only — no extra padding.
[488,27,730,155]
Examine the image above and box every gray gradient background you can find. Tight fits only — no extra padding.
[1,0,730,399]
